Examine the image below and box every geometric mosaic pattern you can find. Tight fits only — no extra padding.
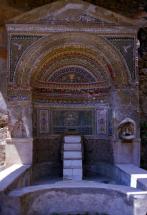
[48,66,96,83]
[10,35,42,81]
[107,37,136,80]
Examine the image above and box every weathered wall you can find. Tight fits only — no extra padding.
[33,137,114,178]
[0,145,5,166]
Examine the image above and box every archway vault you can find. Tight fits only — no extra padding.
[14,32,131,91]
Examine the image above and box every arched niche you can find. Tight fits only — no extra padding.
[14,33,131,89]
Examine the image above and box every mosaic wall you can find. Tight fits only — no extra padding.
[33,106,112,137]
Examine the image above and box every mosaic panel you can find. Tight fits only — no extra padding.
[10,35,42,82]
[39,109,49,133]
[108,108,113,136]
[52,110,93,135]
[107,37,135,80]
[96,109,107,135]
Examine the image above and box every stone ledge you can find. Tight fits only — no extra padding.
[6,138,33,144]
[0,164,31,192]
[64,136,81,143]
[115,164,147,189]
[2,181,147,215]
[137,178,147,191]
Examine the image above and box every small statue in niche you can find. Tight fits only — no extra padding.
[118,118,136,141]
[11,118,27,138]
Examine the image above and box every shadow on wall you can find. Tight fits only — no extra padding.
[140,122,147,170]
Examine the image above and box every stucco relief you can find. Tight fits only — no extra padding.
[118,118,136,141]
[11,118,27,138]
[7,104,32,138]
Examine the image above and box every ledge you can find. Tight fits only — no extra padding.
[6,138,33,144]
[0,164,31,192]
[116,164,147,189]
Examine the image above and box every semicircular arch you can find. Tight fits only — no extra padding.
[14,32,131,89]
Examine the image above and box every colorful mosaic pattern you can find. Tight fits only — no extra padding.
[48,66,96,83]
[107,37,136,80]
[9,35,42,82]
[11,33,130,90]
[52,110,93,135]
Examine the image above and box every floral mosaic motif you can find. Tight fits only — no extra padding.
[107,37,135,80]
[10,35,42,82]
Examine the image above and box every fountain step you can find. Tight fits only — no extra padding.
[64,136,81,143]
[64,151,82,159]
[64,143,81,151]
[63,168,82,180]
[63,135,83,180]
[64,160,82,168]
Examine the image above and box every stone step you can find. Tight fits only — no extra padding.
[64,151,82,159]
[63,160,82,168]
[63,135,83,181]
[64,136,81,143]
[63,168,82,180]
[64,142,81,144]
[64,143,81,151]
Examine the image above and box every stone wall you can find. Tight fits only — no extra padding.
[33,137,114,178]
[0,144,5,166]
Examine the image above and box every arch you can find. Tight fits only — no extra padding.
[14,32,131,90]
